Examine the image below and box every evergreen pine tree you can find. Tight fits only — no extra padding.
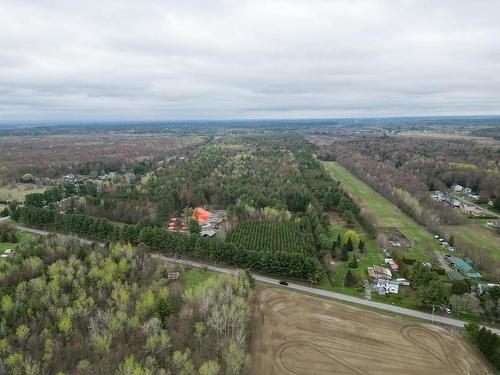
[8,232,18,243]
[330,239,337,258]
[358,239,364,253]
[345,269,356,287]
[341,244,349,261]
[349,254,358,269]
[346,237,353,252]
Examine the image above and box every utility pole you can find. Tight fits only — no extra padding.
[431,305,435,324]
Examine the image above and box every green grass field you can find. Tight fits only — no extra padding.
[448,162,477,170]
[0,232,32,252]
[0,184,47,202]
[325,222,385,286]
[323,161,438,261]
[183,268,216,290]
[444,223,500,260]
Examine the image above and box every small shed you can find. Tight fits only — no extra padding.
[200,229,216,237]
[466,272,481,279]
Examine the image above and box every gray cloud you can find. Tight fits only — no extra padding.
[0,0,499,121]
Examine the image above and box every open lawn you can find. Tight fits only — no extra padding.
[250,287,493,375]
[183,268,216,290]
[0,184,47,202]
[323,161,438,261]
[444,223,500,261]
[325,221,384,287]
[0,232,32,252]
[448,162,478,170]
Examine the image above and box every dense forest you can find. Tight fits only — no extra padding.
[5,134,360,284]
[0,237,253,374]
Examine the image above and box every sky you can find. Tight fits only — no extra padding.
[1,0,499,121]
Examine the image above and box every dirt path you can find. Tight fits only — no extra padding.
[250,288,493,375]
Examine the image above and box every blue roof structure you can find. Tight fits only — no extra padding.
[449,256,473,273]
[447,271,464,281]
[466,272,481,279]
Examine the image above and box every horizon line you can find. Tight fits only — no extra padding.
[1,113,500,127]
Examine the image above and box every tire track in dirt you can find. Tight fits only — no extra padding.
[250,287,494,375]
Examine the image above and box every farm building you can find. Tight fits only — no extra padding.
[466,271,481,279]
[447,256,472,273]
[192,207,213,222]
[384,258,399,271]
[200,229,216,237]
[395,278,410,286]
[368,265,392,280]
[166,217,179,231]
[446,256,481,279]
[192,207,215,223]
[447,270,464,281]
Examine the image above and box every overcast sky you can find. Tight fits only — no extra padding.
[1,0,499,121]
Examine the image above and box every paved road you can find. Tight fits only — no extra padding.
[6,219,500,334]
[12,222,104,248]
[151,253,500,334]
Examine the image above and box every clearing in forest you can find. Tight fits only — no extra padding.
[322,161,437,260]
[251,288,493,375]
[0,184,47,202]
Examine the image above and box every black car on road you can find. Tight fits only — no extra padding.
[279,280,288,286]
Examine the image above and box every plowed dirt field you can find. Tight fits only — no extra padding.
[250,288,493,375]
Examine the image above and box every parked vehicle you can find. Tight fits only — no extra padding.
[439,306,452,314]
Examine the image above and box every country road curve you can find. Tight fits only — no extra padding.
[4,218,499,335]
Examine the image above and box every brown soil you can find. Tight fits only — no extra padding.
[326,211,344,226]
[250,288,493,375]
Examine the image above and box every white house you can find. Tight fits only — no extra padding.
[373,279,399,294]
[452,184,464,192]
[477,283,499,295]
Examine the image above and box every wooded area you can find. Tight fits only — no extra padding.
[0,237,253,374]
